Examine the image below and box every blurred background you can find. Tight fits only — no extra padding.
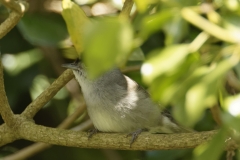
[0,0,238,159]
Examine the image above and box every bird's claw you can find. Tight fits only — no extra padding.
[87,128,99,139]
[127,129,144,147]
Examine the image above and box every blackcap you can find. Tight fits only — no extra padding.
[62,60,191,144]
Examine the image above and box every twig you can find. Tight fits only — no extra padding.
[121,65,141,73]
[0,0,28,39]
[0,57,15,127]
[22,69,74,119]
[57,104,86,129]
[181,6,240,43]
[119,0,134,18]
[0,0,25,13]
[210,105,222,126]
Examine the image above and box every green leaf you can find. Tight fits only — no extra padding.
[2,49,43,75]
[62,0,90,55]
[223,94,240,118]
[222,113,240,132]
[149,52,200,105]
[128,48,145,61]
[142,44,190,84]
[139,9,174,40]
[194,129,226,160]
[163,15,189,44]
[83,17,133,78]
[133,0,159,13]
[184,58,238,126]
[18,14,68,46]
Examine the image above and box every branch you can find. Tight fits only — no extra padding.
[0,124,18,146]
[119,0,134,18]
[16,120,217,150]
[3,119,93,160]
[0,0,28,39]
[57,104,86,129]
[0,57,15,127]
[22,69,74,119]
[0,0,26,13]
[0,0,28,127]
[181,6,240,43]
[121,65,141,73]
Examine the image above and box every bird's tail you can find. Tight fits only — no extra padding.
[149,111,194,134]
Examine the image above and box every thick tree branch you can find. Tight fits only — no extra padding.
[15,120,217,150]
[22,69,74,119]
[0,124,17,146]
[3,119,93,160]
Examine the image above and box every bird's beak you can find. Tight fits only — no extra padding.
[62,63,79,70]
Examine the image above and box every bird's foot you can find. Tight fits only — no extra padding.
[88,128,99,139]
[127,129,146,147]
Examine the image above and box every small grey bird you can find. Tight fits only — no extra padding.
[62,60,191,144]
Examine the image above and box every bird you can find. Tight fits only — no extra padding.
[62,59,191,145]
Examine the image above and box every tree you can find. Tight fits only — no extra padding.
[0,0,239,159]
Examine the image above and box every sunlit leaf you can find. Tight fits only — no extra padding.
[2,49,43,75]
[141,44,190,84]
[133,0,158,13]
[83,17,133,78]
[30,75,51,108]
[62,0,90,55]
[194,129,226,160]
[184,58,238,126]
[149,53,200,105]
[140,9,174,39]
[224,0,240,11]
[223,94,240,117]
[18,14,68,46]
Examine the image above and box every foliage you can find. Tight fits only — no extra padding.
[1,0,240,159]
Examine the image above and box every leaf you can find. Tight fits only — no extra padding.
[150,53,199,102]
[141,44,190,84]
[194,129,226,160]
[62,0,90,55]
[128,48,145,61]
[133,0,159,13]
[83,17,133,78]
[2,49,43,75]
[139,9,174,39]
[222,113,240,132]
[223,94,240,117]
[18,14,68,46]
[184,58,238,126]
[163,15,189,44]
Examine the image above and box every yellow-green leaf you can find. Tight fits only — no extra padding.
[62,0,90,55]
[140,9,174,39]
[185,58,238,126]
[141,44,190,84]
[83,17,133,78]
[194,129,226,160]
[134,0,158,13]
